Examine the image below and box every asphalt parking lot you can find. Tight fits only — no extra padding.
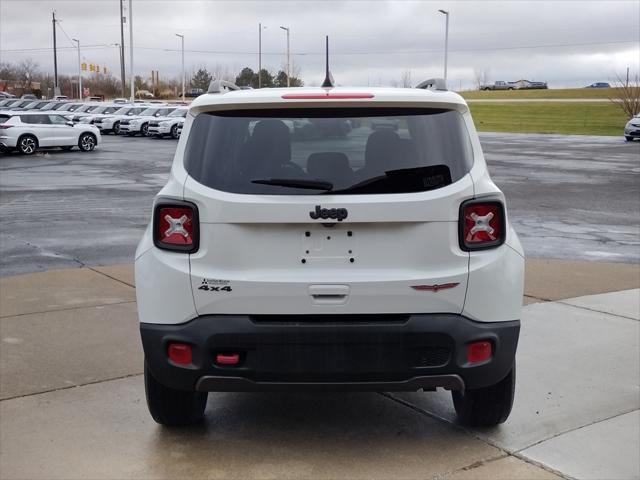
[0,132,639,480]
[0,132,639,276]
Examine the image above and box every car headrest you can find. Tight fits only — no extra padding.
[307,152,352,179]
[365,129,400,170]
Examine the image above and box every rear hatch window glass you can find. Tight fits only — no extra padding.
[184,107,472,195]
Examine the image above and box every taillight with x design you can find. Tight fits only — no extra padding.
[459,200,505,251]
[153,200,199,253]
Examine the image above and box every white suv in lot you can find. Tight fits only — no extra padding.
[119,106,176,136]
[136,80,524,427]
[0,112,100,154]
[93,105,150,135]
[147,107,188,139]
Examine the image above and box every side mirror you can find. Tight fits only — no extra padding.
[66,121,75,126]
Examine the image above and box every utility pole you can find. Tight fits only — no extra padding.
[73,38,82,99]
[280,26,290,87]
[626,67,630,87]
[128,0,134,101]
[119,0,126,97]
[52,11,59,96]
[175,33,185,102]
[438,9,450,83]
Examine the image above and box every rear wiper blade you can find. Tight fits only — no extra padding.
[251,178,333,191]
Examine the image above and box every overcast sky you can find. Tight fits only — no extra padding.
[1,0,638,90]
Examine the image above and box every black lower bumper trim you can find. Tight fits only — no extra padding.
[196,374,465,392]
[141,314,520,392]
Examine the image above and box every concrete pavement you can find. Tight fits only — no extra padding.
[0,260,638,479]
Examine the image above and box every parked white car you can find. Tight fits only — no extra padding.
[64,103,103,123]
[93,105,150,134]
[624,114,640,141]
[119,106,175,136]
[0,112,100,154]
[45,102,85,117]
[135,79,525,427]
[0,99,35,111]
[147,107,188,138]
[69,103,115,123]
[75,105,122,125]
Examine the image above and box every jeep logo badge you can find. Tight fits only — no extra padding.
[309,205,348,222]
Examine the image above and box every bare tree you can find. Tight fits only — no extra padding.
[474,68,489,90]
[15,59,40,91]
[400,69,412,88]
[0,62,17,81]
[609,72,640,118]
[211,63,235,83]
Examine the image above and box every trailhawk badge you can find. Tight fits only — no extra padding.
[309,205,348,222]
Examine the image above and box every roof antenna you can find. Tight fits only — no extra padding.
[321,35,335,88]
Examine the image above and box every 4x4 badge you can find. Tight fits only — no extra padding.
[309,205,348,222]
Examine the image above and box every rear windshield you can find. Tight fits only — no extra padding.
[184,108,472,195]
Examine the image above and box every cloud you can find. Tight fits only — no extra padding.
[1,0,638,89]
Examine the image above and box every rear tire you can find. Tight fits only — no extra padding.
[452,365,515,427]
[141,123,149,136]
[171,124,179,139]
[113,121,121,135]
[144,361,208,427]
[17,135,38,155]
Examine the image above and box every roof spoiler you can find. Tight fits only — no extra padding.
[415,78,448,91]
[207,80,240,94]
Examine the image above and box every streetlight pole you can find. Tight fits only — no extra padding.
[128,0,134,102]
[175,33,185,102]
[438,9,449,83]
[52,11,59,96]
[72,38,82,100]
[258,23,266,88]
[279,26,290,87]
[119,0,126,97]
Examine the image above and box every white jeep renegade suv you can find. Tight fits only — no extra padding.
[135,79,525,427]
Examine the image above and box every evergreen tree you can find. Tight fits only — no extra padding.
[191,68,212,91]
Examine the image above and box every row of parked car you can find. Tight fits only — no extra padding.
[0,98,187,155]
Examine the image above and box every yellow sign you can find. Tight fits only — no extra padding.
[81,62,87,71]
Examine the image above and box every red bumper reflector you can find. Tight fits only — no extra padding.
[216,353,240,365]
[467,341,492,364]
[281,92,374,99]
[168,343,192,365]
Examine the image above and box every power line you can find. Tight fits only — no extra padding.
[1,38,637,56]
[54,19,77,48]
[1,44,115,53]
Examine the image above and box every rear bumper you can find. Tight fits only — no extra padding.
[0,136,16,148]
[141,314,519,392]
